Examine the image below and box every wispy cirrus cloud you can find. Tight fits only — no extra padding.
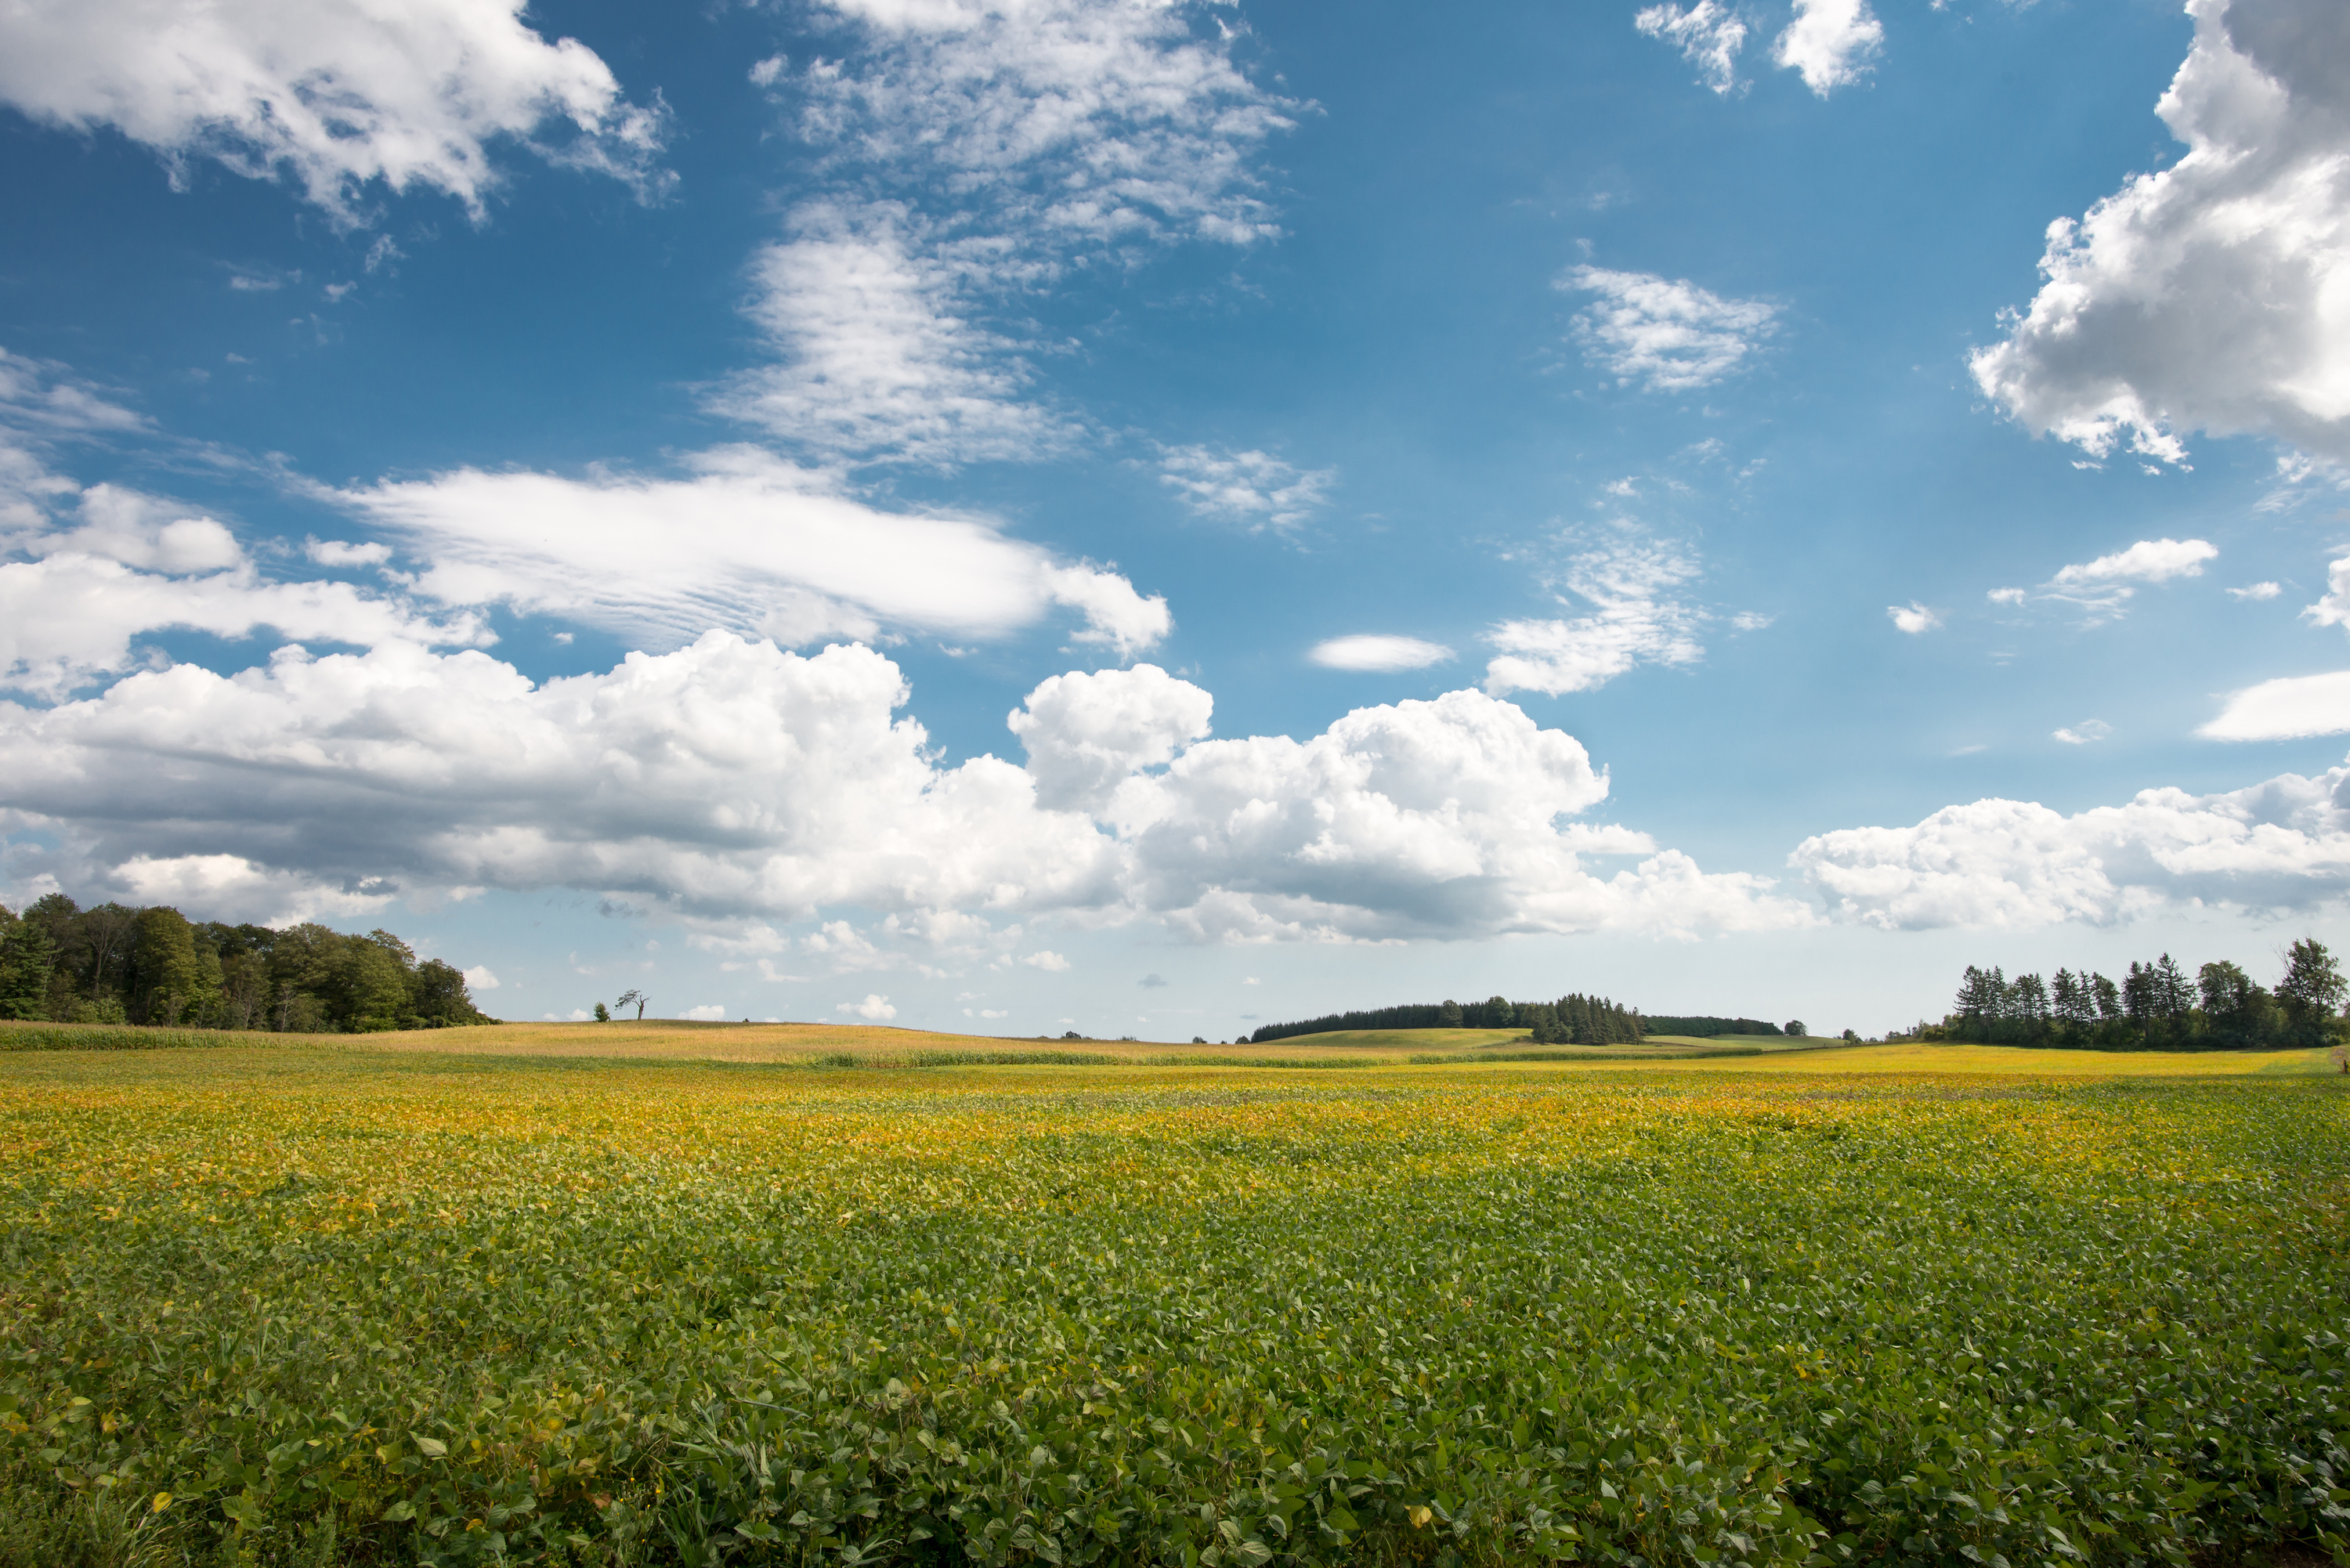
[1484,527,1706,695]
[1156,444,1336,530]
[1636,2,1747,94]
[1561,266,1778,392]
[728,0,1300,468]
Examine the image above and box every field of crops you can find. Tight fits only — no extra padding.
[2,1038,2345,1567]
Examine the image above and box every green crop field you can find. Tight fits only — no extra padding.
[2,1031,2345,1567]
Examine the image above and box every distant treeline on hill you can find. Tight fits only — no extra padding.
[1250,993,1644,1046]
[1643,1017,1787,1039]
[0,896,494,1033]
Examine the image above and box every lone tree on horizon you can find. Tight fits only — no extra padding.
[613,988,646,1021]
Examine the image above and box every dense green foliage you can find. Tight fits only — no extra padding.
[1250,995,1644,1046]
[0,899,492,1034]
[2,1050,2345,1566]
[1921,939,2348,1052]
[1637,1018,1787,1039]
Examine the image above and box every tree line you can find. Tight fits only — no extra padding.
[1642,1016,1791,1039]
[1249,993,1645,1046]
[1906,940,2346,1052]
[0,895,494,1033]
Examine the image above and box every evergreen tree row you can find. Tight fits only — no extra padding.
[1911,940,2346,1052]
[1248,993,1644,1045]
[0,895,494,1033]
[1640,1016,1788,1039]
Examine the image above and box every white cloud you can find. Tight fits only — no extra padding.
[1021,949,1072,970]
[0,552,489,698]
[682,1003,730,1021]
[800,0,1294,249]
[1008,664,1213,812]
[0,633,1800,941]
[1887,602,1940,635]
[2229,581,2283,600]
[1729,611,1773,633]
[714,208,1073,466]
[2200,669,2350,740]
[1987,587,2028,605]
[1773,0,1883,96]
[462,963,499,991]
[2052,719,2112,745]
[1106,686,1806,941]
[2307,555,2350,632]
[306,537,393,568]
[1970,0,2350,466]
[837,994,897,1021]
[1156,445,1335,530]
[1562,266,1777,392]
[723,0,1296,466]
[1636,2,1747,94]
[1483,530,1705,695]
[1309,635,1455,673]
[1791,753,2350,927]
[0,0,669,223]
[2052,537,2218,586]
[341,444,1167,656]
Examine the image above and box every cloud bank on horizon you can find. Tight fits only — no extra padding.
[2,0,2349,1027]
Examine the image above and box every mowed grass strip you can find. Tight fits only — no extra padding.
[0,1048,2345,1566]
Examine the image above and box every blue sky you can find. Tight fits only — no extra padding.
[3,0,2348,1037]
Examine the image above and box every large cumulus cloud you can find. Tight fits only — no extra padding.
[1791,759,2350,928]
[1971,0,2350,465]
[0,638,1803,941]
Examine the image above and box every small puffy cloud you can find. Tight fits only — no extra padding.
[306,538,394,568]
[1483,530,1705,696]
[1636,2,1747,94]
[27,486,243,574]
[1562,266,1777,392]
[683,1004,728,1021]
[342,445,1167,657]
[2052,719,2112,745]
[1021,950,1072,971]
[2229,581,2283,600]
[2052,537,2218,586]
[1773,0,1884,96]
[1791,753,2350,928]
[1138,973,1167,988]
[836,994,897,1021]
[0,0,669,223]
[1156,445,1335,530]
[2200,669,2350,740]
[1969,0,2350,466]
[1008,664,1213,812]
[1987,587,2028,605]
[1886,602,1940,635]
[463,964,499,991]
[1309,635,1455,673]
[1728,611,1773,633]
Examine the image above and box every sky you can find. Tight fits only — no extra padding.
[2,0,2348,1039]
